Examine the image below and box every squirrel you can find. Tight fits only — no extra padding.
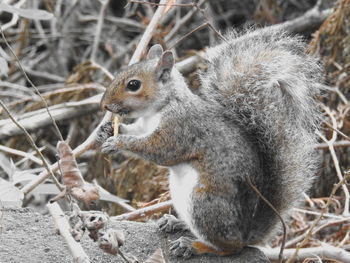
[97,27,321,258]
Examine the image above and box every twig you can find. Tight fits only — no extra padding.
[129,0,170,65]
[164,0,206,43]
[47,202,90,263]
[169,22,227,50]
[0,144,43,165]
[285,218,350,248]
[135,0,227,48]
[292,208,345,219]
[318,107,349,216]
[247,177,286,263]
[15,146,46,166]
[89,61,114,80]
[0,94,102,140]
[0,28,64,141]
[316,140,350,149]
[129,0,200,9]
[324,121,350,142]
[0,81,36,96]
[90,0,109,62]
[261,244,350,262]
[0,0,26,31]
[78,14,145,29]
[273,6,332,33]
[111,200,173,221]
[22,66,65,82]
[0,99,63,191]
[285,172,350,263]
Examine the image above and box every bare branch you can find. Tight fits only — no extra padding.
[318,107,349,216]
[90,0,109,62]
[47,202,90,263]
[0,28,64,141]
[285,172,350,262]
[0,99,63,191]
[111,200,173,221]
[129,0,171,65]
[261,244,350,263]
[0,144,43,165]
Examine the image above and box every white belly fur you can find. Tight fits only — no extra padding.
[169,163,198,231]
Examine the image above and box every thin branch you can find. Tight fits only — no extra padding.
[316,140,350,149]
[318,107,349,216]
[164,0,206,43]
[0,99,63,191]
[285,172,350,263]
[324,121,350,142]
[0,28,64,141]
[129,0,200,9]
[168,22,227,50]
[273,6,332,33]
[0,94,102,140]
[90,0,109,61]
[0,144,43,165]
[247,177,286,263]
[293,208,345,219]
[22,66,65,82]
[261,244,350,263]
[111,200,173,221]
[129,0,171,65]
[285,218,350,248]
[0,0,26,31]
[47,202,90,263]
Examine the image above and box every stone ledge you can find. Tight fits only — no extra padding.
[0,208,270,263]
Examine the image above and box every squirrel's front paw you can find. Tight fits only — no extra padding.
[101,136,120,155]
[158,214,189,233]
[170,236,194,259]
[96,121,113,145]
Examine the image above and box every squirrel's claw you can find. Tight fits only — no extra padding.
[101,136,119,154]
[158,214,189,233]
[96,121,113,145]
[170,236,194,259]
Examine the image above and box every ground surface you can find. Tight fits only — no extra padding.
[0,208,270,263]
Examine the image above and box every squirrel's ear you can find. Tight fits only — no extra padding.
[156,51,174,82]
[147,44,163,59]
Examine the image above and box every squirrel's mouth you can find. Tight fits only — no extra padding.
[103,104,130,116]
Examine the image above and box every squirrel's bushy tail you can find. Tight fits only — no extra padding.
[200,27,321,228]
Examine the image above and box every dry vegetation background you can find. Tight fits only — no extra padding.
[0,0,350,262]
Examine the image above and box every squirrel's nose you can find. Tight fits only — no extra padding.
[100,100,108,111]
[101,103,110,111]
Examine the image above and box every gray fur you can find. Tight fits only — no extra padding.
[99,27,321,255]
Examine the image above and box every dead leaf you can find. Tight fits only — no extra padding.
[98,229,125,255]
[144,248,165,263]
[50,141,99,204]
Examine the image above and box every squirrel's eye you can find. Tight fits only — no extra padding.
[126,80,141,92]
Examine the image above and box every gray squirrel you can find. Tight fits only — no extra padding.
[97,27,321,258]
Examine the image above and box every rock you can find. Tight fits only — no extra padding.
[0,208,270,263]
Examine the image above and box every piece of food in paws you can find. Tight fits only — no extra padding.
[113,114,121,136]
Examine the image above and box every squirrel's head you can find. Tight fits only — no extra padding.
[101,44,174,118]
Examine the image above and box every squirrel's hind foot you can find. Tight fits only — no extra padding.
[157,214,189,233]
[170,236,194,259]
